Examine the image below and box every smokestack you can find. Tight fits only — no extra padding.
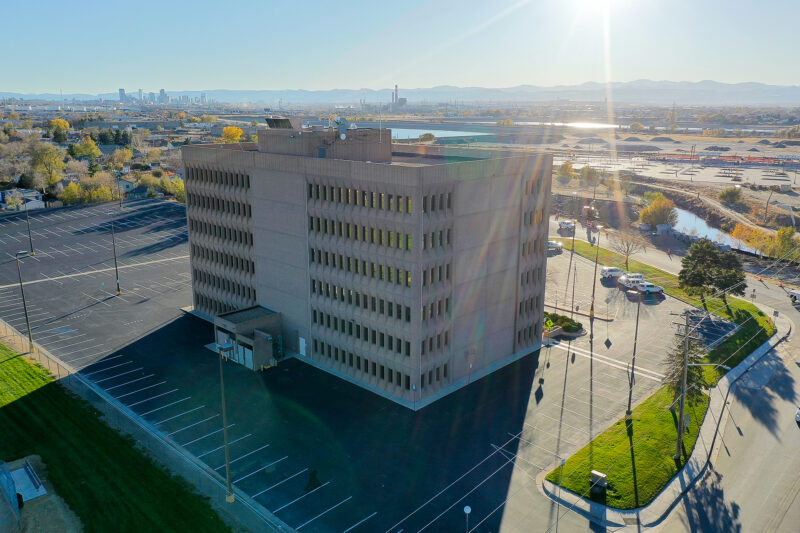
[394,85,398,104]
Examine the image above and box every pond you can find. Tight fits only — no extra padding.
[672,208,757,253]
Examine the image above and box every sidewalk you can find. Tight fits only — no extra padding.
[536,304,792,529]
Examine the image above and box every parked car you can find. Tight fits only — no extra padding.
[547,240,563,253]
[618,273,644,289]
[558,221,575,231]
[789,288,800,303]
[601,266,626,279]
[795,405,800,422]
[636,281,665,294]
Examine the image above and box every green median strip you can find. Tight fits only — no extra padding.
[546,240,774,509]
[545,386,709,510]
[0,343,230,533]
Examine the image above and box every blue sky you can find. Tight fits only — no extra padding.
[3,0,799,93]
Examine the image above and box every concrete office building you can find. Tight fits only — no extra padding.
[182,119,551,409]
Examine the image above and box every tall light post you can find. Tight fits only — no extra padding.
[626,291,642,418]
[217,343,235,503]
[107,212,121,295]
[23,203,35,256]
[116,176,124,209]
[15,251,34,353]
[463,505,471,532]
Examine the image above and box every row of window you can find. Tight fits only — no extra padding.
[518,295,542,317]
[186,167,251,189]
[189,219,254,246]
[521,238,544,257]
[191,243,255,274]
[308,184,413,214]
[187,192,252,218]
[520,266,545,287]
[421,192,452,214]
[311,279,411,322]
[421,263,451,287]
[420,330,451,357]
[309,216,413,252]
[193,267,257,302]
[523,208,545,226]
[194,292,236,315]
[422,228,452,251]
[517,322,542,346]
[312,338,449,391]
[313,339,412,390]
[309,248,412,287]
[312,308,412,357]
[421,295,451,322]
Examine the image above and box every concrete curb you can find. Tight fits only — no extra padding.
[544,303,613,322]
[536,304,791,529]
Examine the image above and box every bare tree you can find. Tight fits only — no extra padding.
[609,229,648,270]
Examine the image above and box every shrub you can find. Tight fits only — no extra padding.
[544,312,583,333]
[718,187,742,204]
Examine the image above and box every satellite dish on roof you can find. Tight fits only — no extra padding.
[333,116,349,134]
[339,133,347,140]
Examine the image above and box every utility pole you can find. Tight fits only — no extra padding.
[24,203,35,255]
[674,313,690,462]
[15,251,34,353]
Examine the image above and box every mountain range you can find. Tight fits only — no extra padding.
[2,80,800,106]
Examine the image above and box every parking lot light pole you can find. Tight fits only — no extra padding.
[24,204,35,255]
[589,226,603,319]
[626,292,642,418]
[218,344,234,503]
[463,505,471,532]
[107,212,121,295]
[15,251,34,353]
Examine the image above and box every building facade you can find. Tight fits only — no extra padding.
[182,123,551,409]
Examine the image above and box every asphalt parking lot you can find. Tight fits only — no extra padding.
[0,200,728,532]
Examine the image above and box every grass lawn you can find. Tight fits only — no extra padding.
[557,239,775,385]
[545,386,709,510]
[0,344,230,533]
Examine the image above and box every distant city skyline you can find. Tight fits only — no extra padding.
[3,0,800,94]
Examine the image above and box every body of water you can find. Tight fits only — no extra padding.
[673,208,757,253]
[390,128,486,139]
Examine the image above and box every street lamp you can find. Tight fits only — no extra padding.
[23,203,35,256]
[15,251,34,353]
[464,505,471,532]
[217,343,235,503]
[107,212,121,295]
[116,176,124,209]
[626,290,642,418]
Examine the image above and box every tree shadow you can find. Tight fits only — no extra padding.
[732,350,797,436]
[678,470,742,533]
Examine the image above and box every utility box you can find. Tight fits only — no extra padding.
[590,470,607,491]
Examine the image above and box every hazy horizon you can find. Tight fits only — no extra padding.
[3,0,799,94]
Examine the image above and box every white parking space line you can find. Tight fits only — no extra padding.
[196,434,252,458]
[81,354,126,369]
[181,424,235,447]
[67,350,112,363]
[127,389,178,408]
[214,443,270,470]
[251,468,308,498]
[295,496,353,530]
[116,381,167,400]
[168,414,220,436]
[83,361,132,376]
[342,512,378,533]
[233,456,287,484]
[45,337,95,351]
[273,481,331,513]
[105,374,155,391]
[93,367,143,383]
[141,398,193,419]
[522,421,578,447]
